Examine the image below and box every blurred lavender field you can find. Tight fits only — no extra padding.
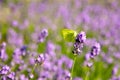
[0,0,120,80]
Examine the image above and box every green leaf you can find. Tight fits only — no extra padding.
[62,29,77,42]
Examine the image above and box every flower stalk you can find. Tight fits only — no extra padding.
[71,55,77,80]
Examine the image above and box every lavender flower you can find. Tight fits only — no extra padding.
[65,72,71,80]
[0,42,8,61]
[75,31,86,43]
[112,65,118,76]
[20,45,27,56]
[0,65,10,75]
[40,71,50,79]
[72,31,86,55]
[35,54,45,64]
[85,53,90,61]
[7,72,15,80]
[29,58,35,65]
[20,46,27,52]
[29,73,34,79]
[65,76,70,80]
[90,42,101,58]
[20,74,29,80]
[38,29,48,43]
[12,48,23,64]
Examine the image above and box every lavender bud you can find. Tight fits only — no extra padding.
[35,54,45,64]
[65,72,71,80]
[0,42,8,60]
[87,62,93,68]
[112,66,118,76]
[20,46,27,52]
[20,74,29,80]
[75,31,86,43]
[0,42,6,48]
[20,45,27,56]
[38,29,48,43]
[85,53,90,61]
[90,42,101,58]
[65,76,70,80]
[29,73,34,79]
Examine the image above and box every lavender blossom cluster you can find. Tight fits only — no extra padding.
[73,31,86,55]
[0,30,74,80]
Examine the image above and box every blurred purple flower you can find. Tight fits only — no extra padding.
[7,72,15,80]
[29,58,35,65]
[90,42,101,58]
[85,53,90,61]
[112,65,118,76]
[46,41,56,57]
[20,74,29,80]
[8,29,23,47]
[12,20,19,27]
[0,42,8,61]
[35,54,45,65]
[20,45,27,56]
[0,65,10,75]
[38,29,48,43]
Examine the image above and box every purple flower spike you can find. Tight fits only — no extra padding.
[38,29,48,43]
[0,42,8,61]
[20,46,27,52]
[35,54,45,65]
[73,31,86,55]
[20,45,27,56]
[76,31,86,43]
[90,42,101,58]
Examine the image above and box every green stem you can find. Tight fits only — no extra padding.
[29,64,37,79]
[71,56,77,80]
[85,66,90,80]
[31,63,37,74]
[85,71,89,80]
